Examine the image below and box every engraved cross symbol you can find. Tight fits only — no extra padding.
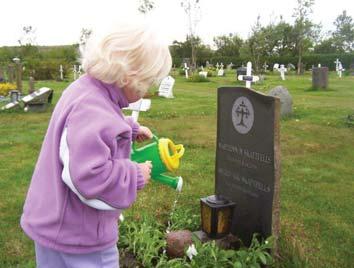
[235,101,250,127]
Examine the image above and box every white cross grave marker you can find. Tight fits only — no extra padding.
[183,63,189,79]
[123,98,151,122]
[237,61,259,89]
[335,59,344,78]
[279,64,287,81]
[158,76,175,98]
[77,65,82,77]
[59,65,64,81]
[216,62,220,70]
[73,65,77,80]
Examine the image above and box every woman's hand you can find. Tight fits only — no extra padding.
[136,126,153,142]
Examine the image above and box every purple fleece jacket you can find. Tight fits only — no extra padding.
[21,75,145,254]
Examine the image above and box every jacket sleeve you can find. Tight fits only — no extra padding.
[124,116,140,141]
[62,99,145,210]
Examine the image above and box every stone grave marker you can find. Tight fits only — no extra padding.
[217,64,224,76]
[268,86,293,117]
[215,86,281,246]
[29,76,35,94]
[22,87,54,112]
[312,67,328,89]
[273,63,279,72]
[263,63,269,72]
[227,62,234,70]
[158,76,175,98]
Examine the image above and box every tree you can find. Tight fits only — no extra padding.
[292,0,318,74]
[181,0,201,70]
[79,28,92,54]
[138,0,155,14]
[332,10,354,52]
[213,33,243,57]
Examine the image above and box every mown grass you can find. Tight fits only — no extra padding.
[0,72,353,267]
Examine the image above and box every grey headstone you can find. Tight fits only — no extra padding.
[215,87,281,247]
[268,86,293,117]
[29,77,35,94]
[312,67,328,89]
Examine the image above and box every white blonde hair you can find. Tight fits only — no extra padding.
[82,22,172,97]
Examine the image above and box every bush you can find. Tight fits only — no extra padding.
[188,73,210,82]
[0,83,16,96]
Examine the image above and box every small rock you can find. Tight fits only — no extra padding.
[166,230,193,258]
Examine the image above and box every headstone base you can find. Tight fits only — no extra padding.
[193,230,241,250]
[24,104,49,112]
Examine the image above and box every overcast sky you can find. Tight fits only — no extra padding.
[1,0,353,47]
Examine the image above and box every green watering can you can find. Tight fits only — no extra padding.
[131,135,185,191]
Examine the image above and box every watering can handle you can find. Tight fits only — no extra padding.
[172,144,185,160]
[132,134,159,152]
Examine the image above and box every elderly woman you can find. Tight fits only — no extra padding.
[21,22,172,268]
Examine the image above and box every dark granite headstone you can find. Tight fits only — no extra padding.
[215,87,281,247]
[312,67,328,89]
[236,67,247,77]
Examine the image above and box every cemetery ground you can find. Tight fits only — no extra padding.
[0,72,353,267]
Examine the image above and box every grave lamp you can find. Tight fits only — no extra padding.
[200,195,235,239]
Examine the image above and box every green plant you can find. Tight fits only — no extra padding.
[188,73,210,82]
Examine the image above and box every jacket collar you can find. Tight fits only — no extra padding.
[85,75,129,108]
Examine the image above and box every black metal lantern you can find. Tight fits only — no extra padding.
[200,195,235,239]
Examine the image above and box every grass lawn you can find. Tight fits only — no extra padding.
[0,71,353,267]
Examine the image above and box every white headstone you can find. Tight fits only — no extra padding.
[216,62,220,70]
[273,63,279,71]
[158,76,175,98]
[217,69,224,76]
[123,98,151,122]
[199,71,208,78]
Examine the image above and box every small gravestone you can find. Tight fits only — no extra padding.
[29,77,35,94]
[273,63,279,72]
[1,90,20,110]
[268,86,293,117]
[215,87,281,247]
[217,65,225,77]
[263,63,269,73]
[22,87,54,112]
[158,76,175,98]
[312,67,328,89]
[350,64,354,76]
[287,63,295,70]
[227,62,234,70]
[236,67,247,77]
